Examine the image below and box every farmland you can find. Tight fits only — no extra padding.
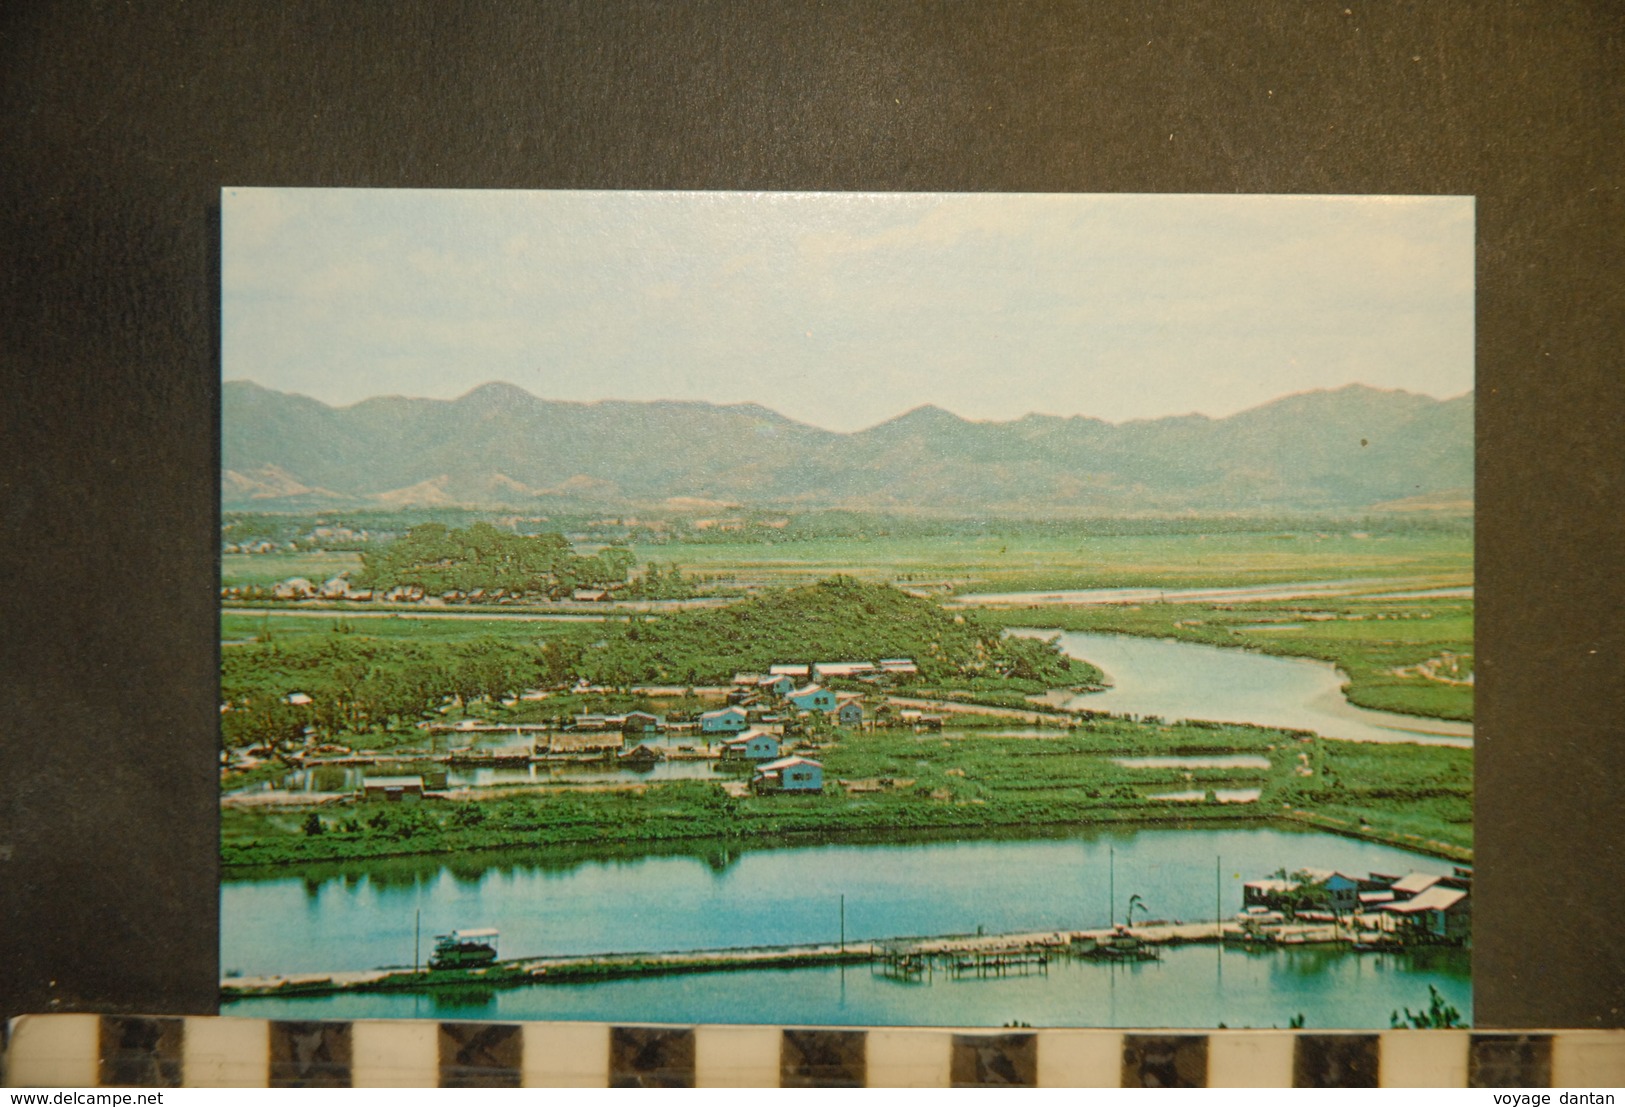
[223,524,1471,597]
[624,528,1471,595]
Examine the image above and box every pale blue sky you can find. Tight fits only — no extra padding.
[222,189,1473,433]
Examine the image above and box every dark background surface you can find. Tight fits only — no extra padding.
[3,2,1621,1029]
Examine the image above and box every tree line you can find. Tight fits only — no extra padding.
[220,578,1080,750]
[358,522,634,597]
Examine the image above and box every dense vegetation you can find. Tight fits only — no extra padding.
[563,577,1084,688]
[220,631,560,748]
[219,579,1087,748]
[1276,739,1473,850]
[359,522,634,596]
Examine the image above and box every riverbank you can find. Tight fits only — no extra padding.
[975,597,1473,724]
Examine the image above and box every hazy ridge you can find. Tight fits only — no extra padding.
[223,380,1472,515]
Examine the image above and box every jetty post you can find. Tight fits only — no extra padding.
[1109,846,1115,928]
[840,894,846,952]
[413,909,421,975]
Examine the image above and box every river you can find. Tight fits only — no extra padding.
[1013,629,1472,747]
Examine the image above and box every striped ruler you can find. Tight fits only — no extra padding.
[4,1016,1622,1088]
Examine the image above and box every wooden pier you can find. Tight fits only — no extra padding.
[947,950,1050,978]
[221,923,1222,1002]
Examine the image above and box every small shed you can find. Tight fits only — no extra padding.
[1383,886,1471,942]
[1242,879,1298,910]
[619,711,663,734]
[363,775,425,802]
[546,732,623,755]
[813,661,876,680]
[699,707,749,734]
[1299,869,1363,915]
[752,756,824,794]
[1389,872,1445,898]
[756,674,796,697]
[1245,870,1361,916]
[719,728,781,762]
[787,684,836,712]
[837,700,864,727]
[617,744,664,766]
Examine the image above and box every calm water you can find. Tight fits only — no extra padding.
[221,826,1465,1028]
[227,826,1446,976]
[1017,629,1473,746]
[223,944,1469,1030]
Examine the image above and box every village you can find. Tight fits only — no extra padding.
[223,656,954,803]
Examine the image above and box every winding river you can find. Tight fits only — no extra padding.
[1014,629,1472,747]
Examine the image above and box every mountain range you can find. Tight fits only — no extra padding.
[222,380,1472,516]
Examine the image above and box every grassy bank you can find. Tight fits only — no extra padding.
[976,596,1473,723]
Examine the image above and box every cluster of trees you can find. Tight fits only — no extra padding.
[359,522,634,597]
[220,633,559,749]
[566,576,1078,687]
[617,562,699,600]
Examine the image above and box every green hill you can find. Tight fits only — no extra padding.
[565,577,1086,688]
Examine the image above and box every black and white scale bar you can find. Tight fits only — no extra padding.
[4,1015,1622,1088]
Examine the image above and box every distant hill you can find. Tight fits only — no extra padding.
[222,380,1472,515]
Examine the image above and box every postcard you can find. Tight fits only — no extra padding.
[217,189,1473,1031]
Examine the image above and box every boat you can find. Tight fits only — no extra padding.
[1078,926,1161,962]
[429,927,500,970]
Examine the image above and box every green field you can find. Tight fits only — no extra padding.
[221,611,593,647]
[224,530,1471,598]
[629,531,1472,594]
[223,550,365,588]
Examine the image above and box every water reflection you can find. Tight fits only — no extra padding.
[224,825,1461,983]
[224,944,1469,1031]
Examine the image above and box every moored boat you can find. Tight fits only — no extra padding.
[429,928,499,970]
